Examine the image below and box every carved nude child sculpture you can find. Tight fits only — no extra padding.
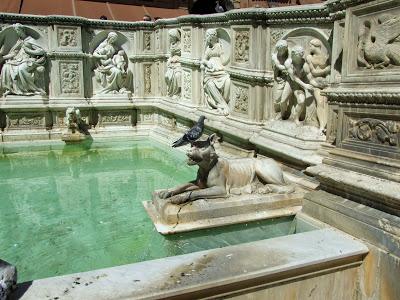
[304,38,330,133]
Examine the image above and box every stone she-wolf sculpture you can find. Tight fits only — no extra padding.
[155,133,294,204]
[0,23,47,96]
[0,259,17,300]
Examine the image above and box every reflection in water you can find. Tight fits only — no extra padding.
[0,140,294,282]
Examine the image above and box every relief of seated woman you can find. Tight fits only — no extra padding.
[92,32,128,95]
[0,23,47,97]
[201,29,231,116]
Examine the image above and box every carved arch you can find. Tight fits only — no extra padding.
[281,27,331,58]
[0,24,47,55]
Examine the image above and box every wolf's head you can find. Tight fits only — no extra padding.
[186,133,219,168]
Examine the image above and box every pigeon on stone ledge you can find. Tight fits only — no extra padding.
[172,116,206,148]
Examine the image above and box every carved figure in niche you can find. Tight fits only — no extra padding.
[304,38,330,134]
[201,29,231,116]
[155,134,294,204]
[165,29,182,98]
[279,45,314,125]
[272,40,290,119]
[358,14,400,69]
[0,23,47,96]
[92,32,127,94]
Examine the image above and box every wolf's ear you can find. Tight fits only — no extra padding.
[208,133,219,145]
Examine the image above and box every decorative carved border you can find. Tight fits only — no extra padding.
[324,90,400,105]
[228,69,273,86]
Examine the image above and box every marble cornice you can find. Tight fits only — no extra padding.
[323,89,400,105]
[129,54,168,62]
[47,52,88,59]
[228,68,273,86]
[180,58,201,68]
[0,13,154,30]
[0,1,379,29]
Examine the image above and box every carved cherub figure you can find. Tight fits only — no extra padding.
[272,39,291,119]
[304,38,330,133]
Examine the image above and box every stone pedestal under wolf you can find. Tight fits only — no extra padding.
[154,134,294,204]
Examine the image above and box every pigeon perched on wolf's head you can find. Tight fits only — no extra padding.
[172,116,206,148]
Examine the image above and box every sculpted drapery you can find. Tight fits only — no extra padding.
[92,32,127,95]
[0,23,46,96]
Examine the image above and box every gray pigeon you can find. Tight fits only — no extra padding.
[172,116,206,148]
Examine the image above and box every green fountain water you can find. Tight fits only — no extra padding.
[0,139,295,282]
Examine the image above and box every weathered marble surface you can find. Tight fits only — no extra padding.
[0,259,17,300]
[13,229,368,300]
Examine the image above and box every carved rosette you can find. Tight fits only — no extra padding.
[144,65,152,95]
[233,85,249,114]
[234,30,250,63]
[57,27,78,47]
[183,30,191,53]
[144,32,151,51]
[60,62,80,94]
[349,118,400,146]
[183,70,192,101]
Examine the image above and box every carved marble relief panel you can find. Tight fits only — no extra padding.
[144,64,152,95]
[182,70,192,101]
[270,28,288,47]
[59,62,80,95]
[140,110,153,123]
[144,32,152,51]
[100,111,132,125]
[182,29,191,53]
[53,25,81,51]
[338,109,400,159]
[343,1,400,82]
[234,30,250,64]
[58,27,78,47]
[158,113,176,129]
[7,113,45,129]
[357,13,400,69]
[349,118,399,146]
[233,84,249,115]
[272,30,330,132]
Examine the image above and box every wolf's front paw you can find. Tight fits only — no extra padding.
[168,193,189,205]
[154,189,172,199]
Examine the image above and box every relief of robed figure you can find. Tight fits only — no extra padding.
[0,23,47,97]
[91,32,129,95]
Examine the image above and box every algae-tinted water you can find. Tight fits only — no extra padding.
[0,139,294,282]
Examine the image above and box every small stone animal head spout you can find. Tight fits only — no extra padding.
[186,133,219,167]
[65,107,81,132]
[0,260,17,300]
